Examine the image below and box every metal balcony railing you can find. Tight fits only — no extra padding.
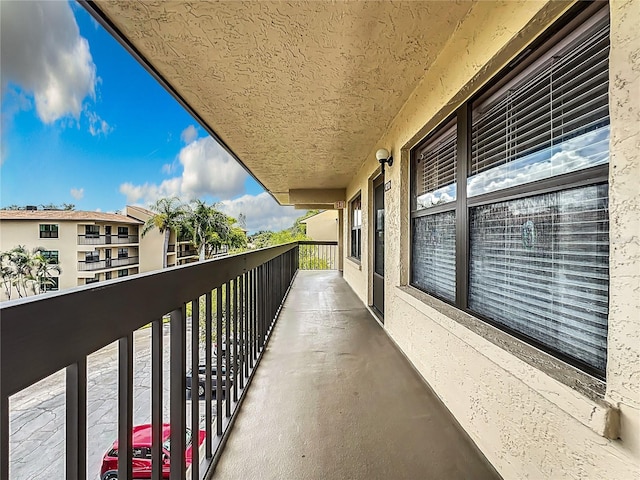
[298,241,338,270]
[1,243,300,480]
[77,235,139,245]
[77,256,140,271]
[178,248,198,258]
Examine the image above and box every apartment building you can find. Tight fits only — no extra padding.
[0,208,176,300]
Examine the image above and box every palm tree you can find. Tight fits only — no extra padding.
[186,200,230,261]
[31,248,62,295]
[0,251,16,300]
[141,197,186,268]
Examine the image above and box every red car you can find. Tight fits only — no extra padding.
[100,424,206,479]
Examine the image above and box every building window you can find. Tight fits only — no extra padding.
[41,277,59,292]
[86,276,99,285]
[105,272,112,280]
[411,117,457,302]
[41,250,59,264]
[118,248,128,259]
[85,252,100,263]
[85,225,100,238]
[349,194,362,260]
[118,226,129,238]
[410,4,609,377]
[118,269,128,278]
[39,224,58,238]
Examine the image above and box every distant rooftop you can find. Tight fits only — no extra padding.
[0,210,143,224]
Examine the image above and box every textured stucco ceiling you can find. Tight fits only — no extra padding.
[91,1,474,205]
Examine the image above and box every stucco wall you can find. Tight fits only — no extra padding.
[301,210,339,242]
[342,1,640,478]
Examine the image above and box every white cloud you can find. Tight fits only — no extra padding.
[70,188,84,200]
[87,111,112,137]
[1,1,97,124]
[181,125,198,144]
[120,136,248,204]
[220,192,303,233]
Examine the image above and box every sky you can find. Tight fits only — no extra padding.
[0,0,302,233]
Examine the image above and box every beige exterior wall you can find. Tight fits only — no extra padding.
[301,210,339,242]
[341,1,640,478]
[0,216,148,300]
[0,220,80,296]
[125,206,176,271]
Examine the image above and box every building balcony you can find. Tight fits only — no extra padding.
[77,234,139,245]
[0,241,493,479]
[77,256,140,271]
[178,248,198,258]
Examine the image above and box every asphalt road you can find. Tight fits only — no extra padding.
[9,323,207,480]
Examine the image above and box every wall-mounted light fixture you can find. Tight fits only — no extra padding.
[376,148,393,175]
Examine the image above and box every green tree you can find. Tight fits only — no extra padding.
[185,200,230,261]
[142,197,187,268]
[1,246,62,298]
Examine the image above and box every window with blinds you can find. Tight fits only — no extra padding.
[409,3,610,378]
[468,184,609,372]
[415,120,457,210]
[412,212,456,302]
[469,10,610,197]
[350,195,362,260]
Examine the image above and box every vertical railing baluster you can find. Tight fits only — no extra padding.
[205,292,213,459]
[0,393,7,480]
[170,307,186,480]
[216,288,223,436]
[66,358,87,480]
[253,268,257,364]
[118,333,133,480]
[190,299,199,479]
[238,274,245,391]
[225,281,231,418]
[233,278,239,403]
[151,319,163,480]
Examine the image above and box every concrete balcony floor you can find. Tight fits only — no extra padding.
[212,271,500,480]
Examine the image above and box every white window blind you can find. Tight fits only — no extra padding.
[470,12,610,196]
[415,122,457,209]
[412,211,456,302]
[469,184,609,373]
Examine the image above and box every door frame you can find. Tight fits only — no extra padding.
[369,172,385,319]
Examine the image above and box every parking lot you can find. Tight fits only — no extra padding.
[9,323,207,479]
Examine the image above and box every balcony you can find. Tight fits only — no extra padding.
[1,241,495,479]
[78,256,140,271]
[178,248,198,258]
[78,234,139,245]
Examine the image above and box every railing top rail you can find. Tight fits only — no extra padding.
[1,242,298,397]
[297,240,338,246]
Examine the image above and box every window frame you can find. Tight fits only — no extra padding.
[85,251,100,263]
[118,269,128,278]
[41,250,59,264]
[117,226,129,238]
[409,2,610,380]
[39,224,59,239]
[118,248,128,259]
[41,277,59,292]
[348,193,362,262]
[85,225,100,238]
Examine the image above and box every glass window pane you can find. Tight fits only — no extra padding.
[468,184,609,373]
[411,211,456,302]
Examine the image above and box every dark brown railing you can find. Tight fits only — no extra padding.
[298,241,338,270]
[77,256,140,271]
[78,235,139,245]
[1,243,300,480]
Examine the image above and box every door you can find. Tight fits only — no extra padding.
[105,225,111,244]
[372,176,385,319]
[105,249,111,268]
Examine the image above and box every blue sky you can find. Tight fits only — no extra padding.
[0,1,300,233]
